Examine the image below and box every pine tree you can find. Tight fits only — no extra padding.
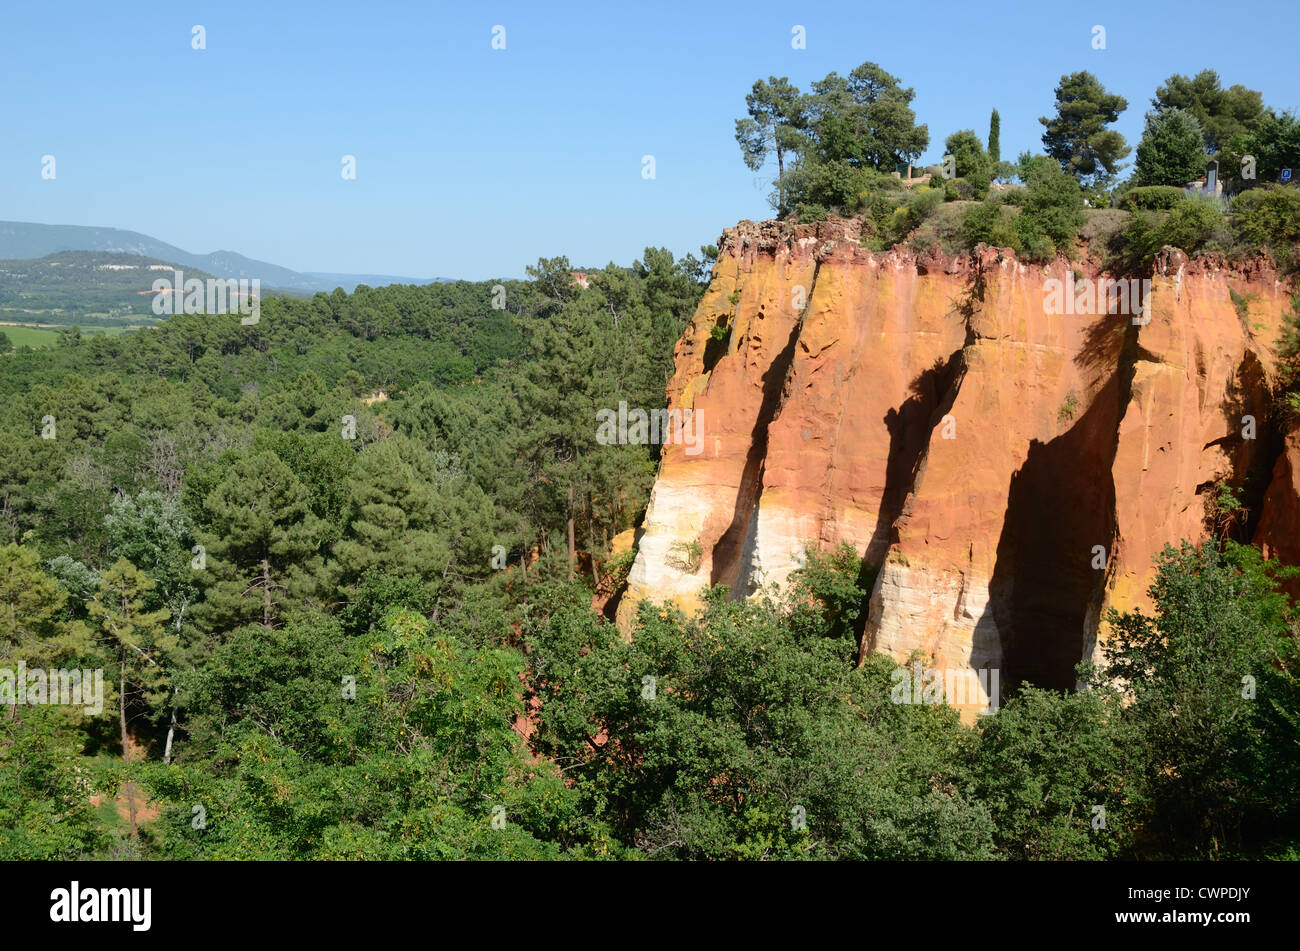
[1040,71,1131,187]
[988,108,1001,164]
[333,435,472,598]
[0,543,67,665]
[88,560,174,753]
[196,451,324,630]
[88,559,174,837]
[515,262,660,579]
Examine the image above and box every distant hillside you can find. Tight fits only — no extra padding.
[0,252,221,326]
[0,221,449,293]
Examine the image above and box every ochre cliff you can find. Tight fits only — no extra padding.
[618,217,1297,711]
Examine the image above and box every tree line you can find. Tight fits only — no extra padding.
[737,64,1300,217]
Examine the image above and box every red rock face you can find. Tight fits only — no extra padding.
[1257,430,1300,598]
[619,217,1296,716]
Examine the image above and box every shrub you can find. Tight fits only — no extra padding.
[785,161,903,218]
[960,199,1019,252]
[892,188,944,239]
[864,188,944,251]
[1232,185,1300,270]
[1057,391,1079,424]
[1110,209,1164,272]
[1013,160,1084,261]
[795,203,829,223]
[1013,215,1057,262]
[975,686,1135,860]
[943,129,992,180]
[1108,198,1227,272]
[1275,293,1300,421]
[1121,185,1186,211]
[1160,197,1231,255]
[1097,542,1300,858]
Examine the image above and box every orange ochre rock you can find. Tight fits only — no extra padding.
[618,217,1296,718]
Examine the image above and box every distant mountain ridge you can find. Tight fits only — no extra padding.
[0,221,448,293]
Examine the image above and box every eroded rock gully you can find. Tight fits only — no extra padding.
[618,216,1297,713]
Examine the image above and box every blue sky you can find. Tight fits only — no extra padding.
[1,0,1294,279]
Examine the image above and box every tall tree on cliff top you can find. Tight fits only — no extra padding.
[805,62,929,170]
[1152,69,1265,154]
[1134,108,1206,186]
[1040,71,1131,188]
[988,108,1001,164]
[735,77,807,216]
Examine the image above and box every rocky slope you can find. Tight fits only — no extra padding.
[618,216,1297,713]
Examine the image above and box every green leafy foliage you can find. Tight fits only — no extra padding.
[1231,185,1300,272]
[962,157,1085,261]
[1110,197,1230,272]
[1135,108,1207,186]
[943,129,993,198]
[736,61,929,217]
[1095,542,1300,857]
[1274,293,1300,422]
[1039,71,1132,188]
[525,580,995,860]
[1153,69,1265,155]
[960,199,1019,252]
[1121,185,1187,210]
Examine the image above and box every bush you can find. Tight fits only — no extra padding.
[1275,293,1300,421]
[892,188,944,240]
[961,199,1019,252]
[1108,198,1228,272]
[1014,160,1085,261]
[795,203,829,223]
[1160,197,1230,255]
[940,177,983,201]
[1097,542,1300,857]
[785,160,904,218]
[1110,209,1164,272]
[975,687,1135,859]
[1121,185,1187,211]
[862,188,943,251]
[1232,185,1300,270]
[943,129,992,180]
[1013,215,1057,262]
